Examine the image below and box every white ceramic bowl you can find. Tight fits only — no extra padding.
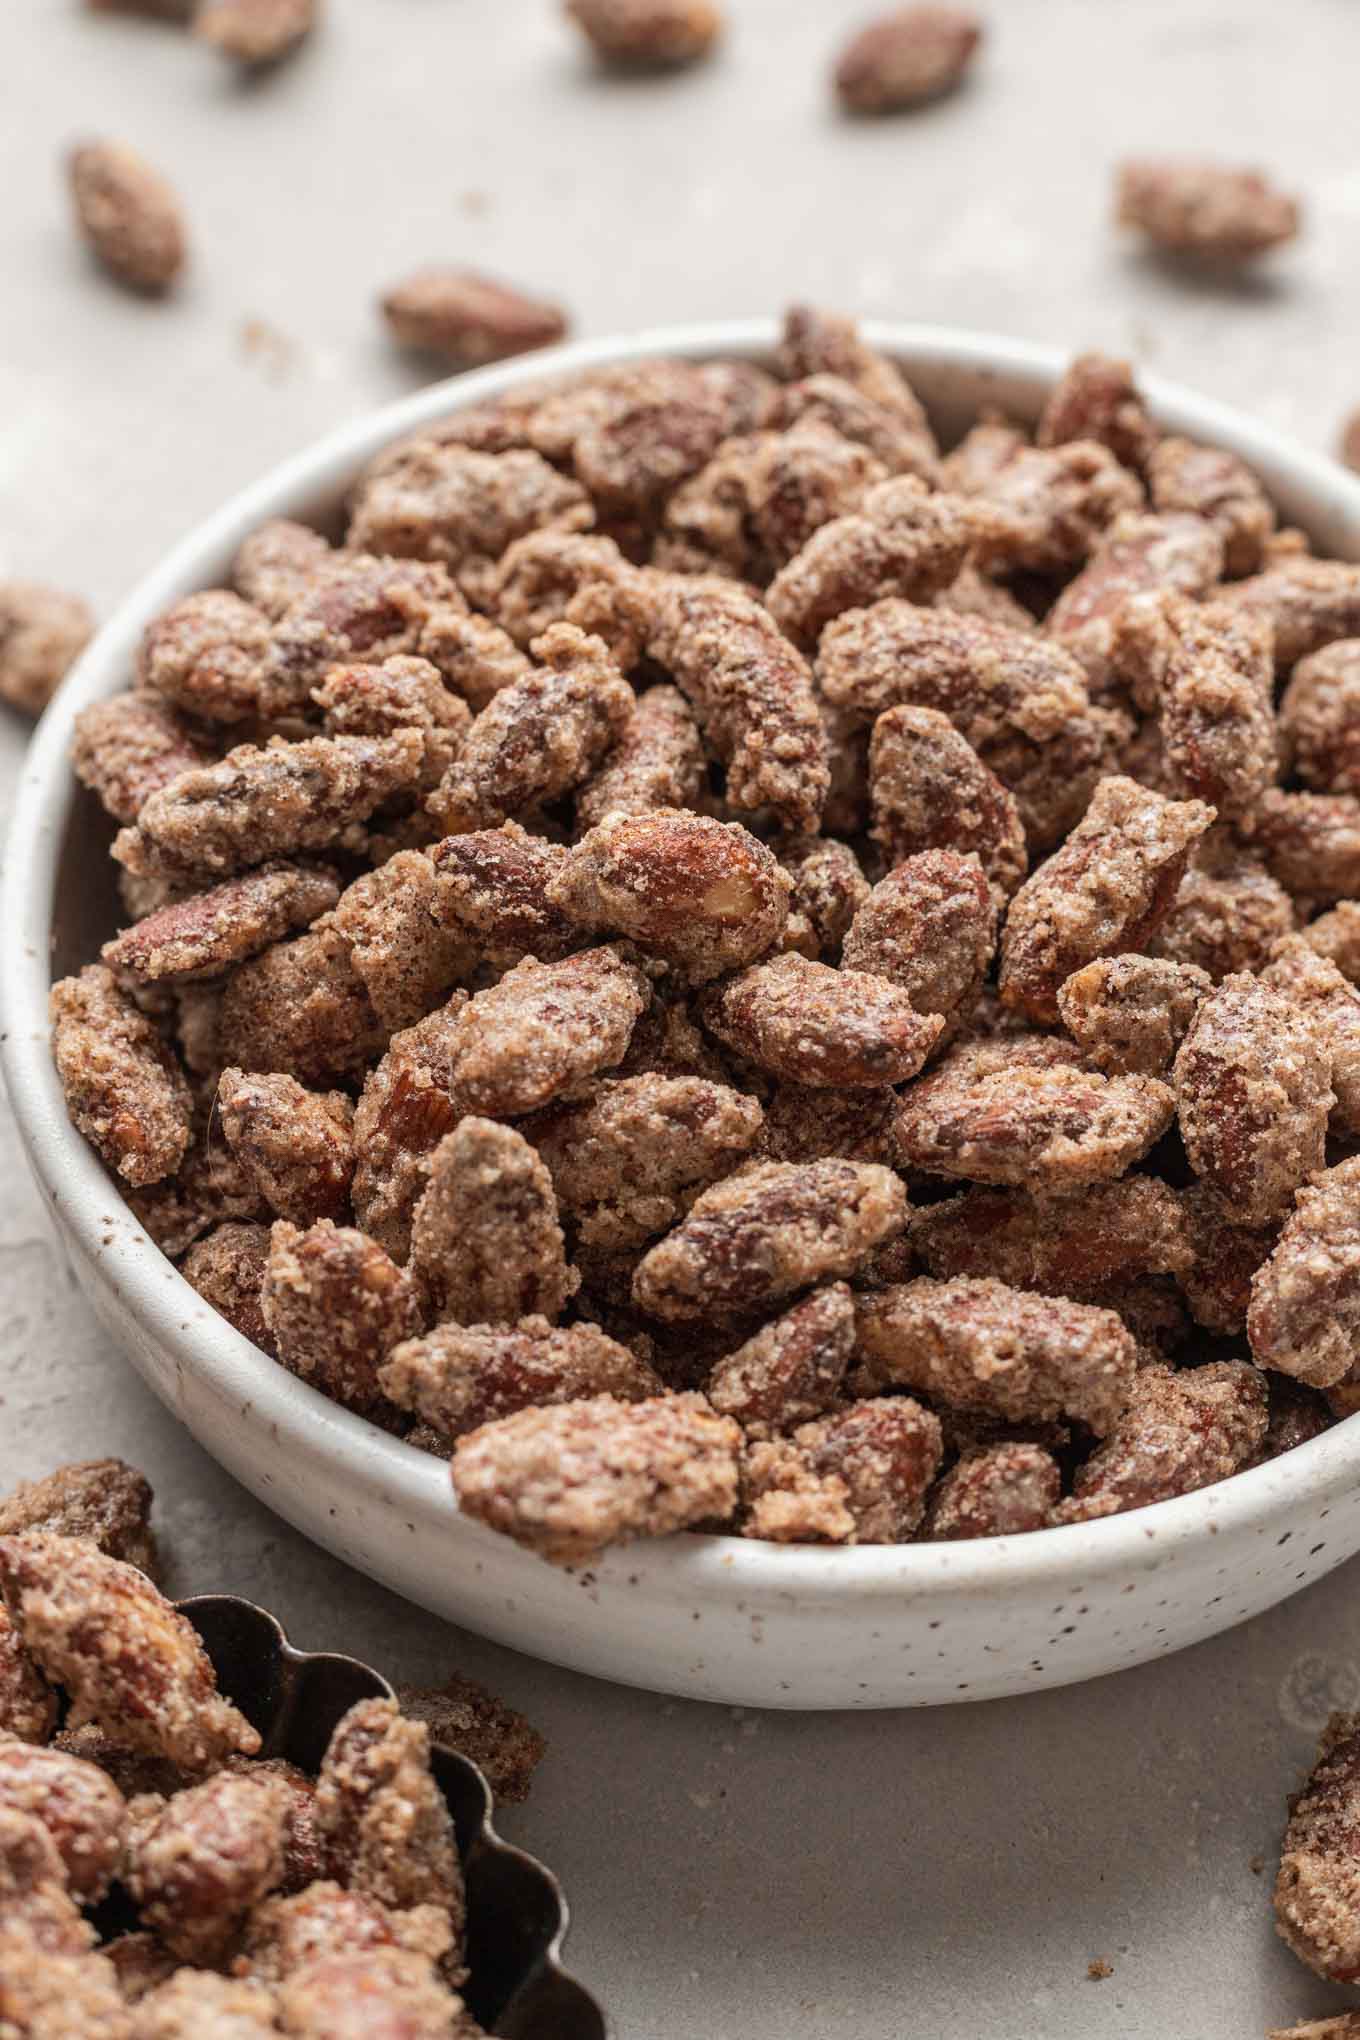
[8,320,1360,1711]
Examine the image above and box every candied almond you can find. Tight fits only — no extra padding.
[833,6,981,114]
[231,519,333,621]
[910,1176,1192,1296]
[430,947,648,1120]
[867,704,1027,906]
[768,374,940,485]
[632,1158,908,1320]
[566,0,722,67]
[776,834,869,960]
[493,530,649,665]
[853,1277,1138,1435]
[841,848,996,1042]
[215,921,388,1088]
[1257,789,1360,905]
[241,1880,452,1984]
[195,0,316,63]
[453,1390,740,1561]
[135,1970,281,2036]
[1301,901,1360,983]
[1045,512,1225,697]
[274,1946,474,2038]
[1174,972,1333,1226]
[102,863,339,983]
[1056,953,1211,1075]
[50,965,193,1187]
[1053,1361,1267,1522]
[382,269,566,367]
[0,1532,259,1771]
[744,1397,942,1544]
[314,1697,464,1925]
[574,684,706,831]
[349,1000,472,1261]
[659,425,888,582]
[216,1068,355,1225]
[701,951,943,1089]
[999,775,1214,1024]
[1280,639,1360,794]
[1263,934,1360,1134]
[0,1459,156,1576]
[396,1677,545,1805]
[428,823,574,965]
[0,1926,131,2034]
[71,694,213,827]
[1150,830,1294,980]
[1275,1711,1360,1983]
[262,1220,419,1414]
[68,139,185,292]
[753,1081,895,1166]
[1146,435,1275,577]
[0,581,94,717]
[924,1443,1061,1541]
[313,656,471,789]
[775,308,937,437]
[706,1283,855,1436]
[1151,598,1278,822]
[1220,557,1360,671]
[965,441,1144,577]
[182,1222,275,1352]
[0,1738,127,1902]
[381,1315,659,1438]
[1037,354,1157,473]
[407,1118,576,1326]
[1247,1157,1360,1389]
[137,590,272,727]
[1116,157,1301,264]
[765,477,982,649]
[331,854,471,1033]
[126,1768,291,1962]
[0,1609,56,1746]
[546,809,791,984]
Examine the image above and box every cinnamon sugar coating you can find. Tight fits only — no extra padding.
[1301,901,1360,984]
[910,1177,1192,1297]
[1037,354,1158,473]
[1145,436,1275,577]
[1264,935,1360,1134]
[1116,157,1301,264]
[520,1074,763,1248]
[68,139,185,293]
[381,268,566,368]
[644,574,829,831]
[381,1316,659,1438]
[313,658,471,790]
[833,6,981,113]
[1150,831,1295,979]
[1280,640,1360,794]
[1053,1360,1267,1522]
[407,1118,576,1326]
[547,809,791,983]
[0,1610,56,1747]
[241,1882,454,1984]
[231,520,333,621]
[1046,511,1224,697]
[263,1220,418,1414]
[0,1738,127,1902]
[0,1460,156,1578]
[330,855,470,1034]
[841,848,997,1041]
[744,1397,942,1544]
[102,864,339,984]
[574,684,706,831]
[1056,953,1211,1075]
[260,552,468,718]
[867,704,1027,906]
[182,1224,273,1351]
[925,1442,1061,1541]
[706,1283,855,1436]
[114,731,424,883]
[632,1159,908,1320]
[1275,1711,1360,1983]
[0,581,94,717]
[215,922,388,1088]
[275,1946,477,2039]
[51,966,193,1187]
[765,477,981,649]
[0,1926,131,2036]
[894,1039,1175,1190]
[137,591,272,727]
[1257,790,1360,905]
[71,695,212,826]
[314,1698,464,1928]
[1174,973,1333,1226]
[1247,1157,1360,1389]
[999,776,1214,1024]
[1220,557,1360,671]
[216,1069,355,1225]
[853,1277,1138,1435]
[395,1676,545,1805]
[964,441,1145,576]
[429,825,575,967]
[0,1534,258,1771]
[134,1970,281,2037]
[125,1769,291,1962]
[1150,599,1279,822]
[702,951,942,1088]
[452,1391,740,1562]
[776,834,869,960]
[1178,1182,1279,1336]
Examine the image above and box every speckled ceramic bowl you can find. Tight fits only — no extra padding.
[7,321,1360,1710]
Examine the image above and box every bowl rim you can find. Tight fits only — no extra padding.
[8,313,1360,1612]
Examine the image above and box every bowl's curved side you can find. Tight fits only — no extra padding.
[9,319,1360,1710]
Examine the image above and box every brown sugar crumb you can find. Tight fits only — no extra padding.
[1247,1157,1360,1389]
[925,1443,1061,1541]
[816,599,1125,852]
[0,581,93,717]
[1038,354,1157,473]
[965,442,1145,578]
[102,864,339,983]
[632,1159,908,1321]
[1174,973,1333,1226]
[382,269,566,369]
[50,965,193,1187]
[0,1739,127,1901]
[894,1039,1175,1190]
[396,1677,545,1806]
[765,477,982,649]
[330,855,471,1034]
[1054,1360,1267,1522]
[135,1970,280,2036]
[1116,158,1301,265]
[0,1460,156,1578]
[347,444,592,610]
[427,624,632,836]
[1057,953,1211,1075]
[195,0,317,64]
[1280,640,1360,794]
[833,7,981,114]
[1301,901,1360,984]
[574,684,706,831]
[215,921,388,1089]
[1086,1959,1114,1982]
[1146,437,1275,577]
[702,951,943,1089]
[853,1277,1138,1435]
[0,1533,259,1771]
[0,1608,57,1746]
[645,574,829,832]
[315,1698,464,1929]
[744,1397,942,1544]
[867,705,1027,908]
[910,1177,1192,1297]
[72,694,212,828]
[275,1946,477,2039]
[999,775,1214,1025]
[407,1118,576,1327]
[68,139,186,293]
[381,1316,659,1439]
[706,1283,855,1436]
[125,1769,291,1963]
[452,1391,740,1562]
[1150,830,1295,980]
[231,520,333,621]
[262,1220,419,1415]
[520,1074,763,1249]
[216,1069,355,1225]
[1264,935,1360,1135]
[1276,1711,1360,1983]
[1047,512,1225,698]
[182,1223,274,1352]
[547,809,791,984]
[841,848,997,1043]
[115,730,424,884]
[434,947,649,1120]
[566,0,722,67]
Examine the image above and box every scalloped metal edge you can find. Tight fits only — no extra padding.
[177,1593,607,2039]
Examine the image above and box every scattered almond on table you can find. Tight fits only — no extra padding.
[833,6,982,115]
[194,0,318,66]
[565,0,723,69]
[381,270,569,369]
[0,582,94,717]
[67,139,186,294]
[1115,158,1302,267]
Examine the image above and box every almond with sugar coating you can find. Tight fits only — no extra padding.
[1154,599,1278,822]
[777,834,869,959]
[241,1880,454,1983]
[331,855,472,1034]
[71,695,212,826]
[632,1159,908,1320]
[0,1739,127,1902]
[126,1769,291,1962]
[407,1118,576,1327]
[274,1945,476,2038]
[1150,832,1295,980]
[1219,557,1360,671]
[196,0,316,64]
[546,809,791,984]
[842,848,996,1042]
[1263,934,1360,1134]
[1037,353,1157,472]
[1053,1360,1267,1521]
[706,1283,855,1436]
[0,1458,156,1576]
[395,1677,545,1806]
[1280,640,1360,794]
[50,966,193,1187]
[134,1971,281,2036]
[744,1398,942,1544]
[1247,1157,1360,1389]
[868,704,1027,906]
[102,863,339,983]
[1179,1182,1279,1336]
[574,684,706,831]
[910,1176,1192,1295]
[965,441,1144,576]
[1256,790,1360,905]
[766,477,982,649]
[701,952,943,1088]
[0,1612,56,1746]
[1045,511,1224,696]
[0,581,94,717]
[215,922,389,1089]
[1056,953,1210,1075]
[137,590,272,726]
[217,1069,355,1225]
[231,518,333,620]
[381,1316,660,1438]
[382,269,566,366]
[566,0,722,67]
[68,139,185,292]
[1146,435,1275,576]
[1115,157,1300,265]
[429,824,576,967]
[776,307,935,432]
[316,1698,464,1927]
[262,1221,420,1415]
[834,7,981,114]
[433,947,649,1120]
[924,1442,1061,1540]
[1301,901,1360,984]
[182,1222,275,1353]
[1275,1710,1360,1983]
[452,1391,740,1562]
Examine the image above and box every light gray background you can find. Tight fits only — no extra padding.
[3,3,1360,2033]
